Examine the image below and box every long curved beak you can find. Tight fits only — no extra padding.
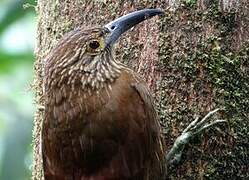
[104,9,164,47]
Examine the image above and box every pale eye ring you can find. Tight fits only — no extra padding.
[89,40,100,49]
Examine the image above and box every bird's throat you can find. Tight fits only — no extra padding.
[81,54,123,91]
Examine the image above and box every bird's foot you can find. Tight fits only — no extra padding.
[166,108,226,165]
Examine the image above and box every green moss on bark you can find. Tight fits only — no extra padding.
[158,0,248,179]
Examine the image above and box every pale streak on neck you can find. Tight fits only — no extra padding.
[46,49,125,93]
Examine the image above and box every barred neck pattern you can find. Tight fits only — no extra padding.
[45,47,124,92]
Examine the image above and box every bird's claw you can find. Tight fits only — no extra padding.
[183,108,226,136]
[166,108,227,165]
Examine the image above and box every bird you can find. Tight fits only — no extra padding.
[42,9,166,180]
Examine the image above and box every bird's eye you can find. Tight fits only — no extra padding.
[89,40,100,50]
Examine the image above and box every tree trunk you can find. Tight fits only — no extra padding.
[33,0,249,179]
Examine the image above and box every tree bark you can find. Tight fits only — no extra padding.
[33,0,249,179]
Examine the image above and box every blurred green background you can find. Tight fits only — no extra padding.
[0,0,36,179]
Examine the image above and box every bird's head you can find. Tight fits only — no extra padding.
[45,9,163,90]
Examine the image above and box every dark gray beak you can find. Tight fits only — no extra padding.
[104,9,164,47]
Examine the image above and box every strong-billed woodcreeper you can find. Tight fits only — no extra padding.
[42,9,165,180]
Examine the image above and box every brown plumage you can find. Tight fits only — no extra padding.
[42,9,165,180]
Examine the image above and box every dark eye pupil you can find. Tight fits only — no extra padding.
[89,40,100,49]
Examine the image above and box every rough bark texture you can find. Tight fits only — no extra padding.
[33,0,249,179]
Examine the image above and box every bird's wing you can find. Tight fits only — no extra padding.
[131,82,157,121]
[130,81,166,178]
[124,80,165,179]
